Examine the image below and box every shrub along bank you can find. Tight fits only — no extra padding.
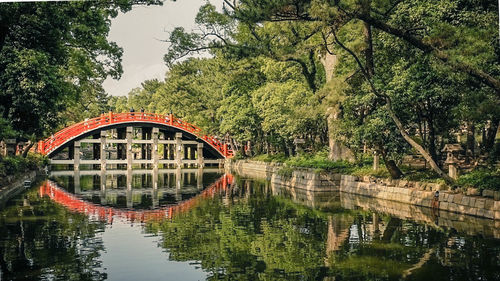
[0,154,48,186]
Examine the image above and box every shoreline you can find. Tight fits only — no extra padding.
[0,170,40,207]
[231,160,500,221]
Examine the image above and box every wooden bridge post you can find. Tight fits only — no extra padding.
[152,186,159,209]
[126,168,133,208]
[100,170,107,205]
[197,143,204,168]
[100,130,106,171]
[152,127,159,171]
[74,141,80,171]
[175,166,182,201]
[74,170,80,194]
[175,132,183,168]
[126,127,133,171]
[197,166,203,190]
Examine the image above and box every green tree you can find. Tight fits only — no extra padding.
[0,0,161,153]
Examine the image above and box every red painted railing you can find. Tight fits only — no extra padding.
[37,112,233,158]
[39,174,234,223]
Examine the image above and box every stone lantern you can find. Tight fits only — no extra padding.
[442,144,463,179]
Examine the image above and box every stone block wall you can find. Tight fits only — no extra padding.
[272,170,341,192]
[340,175,500,220]
[341,193,500,238]
[231,160,500,221]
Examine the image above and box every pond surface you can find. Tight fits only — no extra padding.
[0,170,499,281]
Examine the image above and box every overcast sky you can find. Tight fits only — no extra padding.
[103,0,222,96]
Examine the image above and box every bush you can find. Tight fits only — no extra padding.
[456,169,500,191]
[351,166,390,178]
[284,151,355,173]
[277,166,294,178]
[0,153,47,177]
[252,153,287,163]
[2,156,27,175]
[401,166,442,183]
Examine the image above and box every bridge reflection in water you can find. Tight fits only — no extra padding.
[43,168,233,223]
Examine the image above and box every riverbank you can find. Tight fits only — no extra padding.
[0,154,48,206]
[231,160,500,220]
[0,170,38,207]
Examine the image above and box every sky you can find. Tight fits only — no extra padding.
[103,0,223,96]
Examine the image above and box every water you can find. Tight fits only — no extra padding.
[0,171,499,281]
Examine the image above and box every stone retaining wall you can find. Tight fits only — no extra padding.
[0,170,37,207]
[232,160,500,221]
[341,175,499,220]
[341,193,500,238]
[231,160,341,191]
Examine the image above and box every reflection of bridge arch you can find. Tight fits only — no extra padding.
[39,174,234,223]
[38,112,233,164]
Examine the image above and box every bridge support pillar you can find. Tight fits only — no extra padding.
[197,167,203,190]
[175,132,182,168]
[74,141,80,171]
[126,127,133,171]
[74,170,80,194]
[152,127,159,171]
[197,143,204,168]
[100,170,107,205]
[176,166,182,189]
[117,127,127,169]
[152,187,159,209]
[175,166,182,201]
[152,161,158,190]
[100,130,106,171]
[126,167,132,190]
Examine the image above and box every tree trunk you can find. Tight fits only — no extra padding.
[380,148,403,179]
[466,121,475,159]
[428,123,438,163]
[387,108,453,183]
[333,30,455,184]
[21,141,34,158]
[483,119,499,152]
[321,51,355,162]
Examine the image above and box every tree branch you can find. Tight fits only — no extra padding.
[332,29,454,183]
[357,14,500,96]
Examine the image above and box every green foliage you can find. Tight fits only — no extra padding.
[252,153,287,163]
[456,169,500,191]
[350,166,390,178]
[253,151,356,173]
[0,187,107,280]
[0,153,47,178]
[0,1,161,136]
[401,167,444,183]
[276,166,294,178]
[285,151,354,173]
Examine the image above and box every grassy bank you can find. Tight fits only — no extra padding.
[249,152,500,191]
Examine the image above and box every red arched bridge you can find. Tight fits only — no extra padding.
[38,112,233,168]
[39,174,234,223]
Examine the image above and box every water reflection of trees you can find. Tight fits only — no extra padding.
[0,187,106,281]
[146,178,500,281]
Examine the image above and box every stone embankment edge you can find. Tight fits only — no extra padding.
[230,160,500,220]
[0,170,38,207]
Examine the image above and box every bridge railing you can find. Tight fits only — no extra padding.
[38,112,233,158]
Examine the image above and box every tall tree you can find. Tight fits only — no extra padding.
[0,0,162,150]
